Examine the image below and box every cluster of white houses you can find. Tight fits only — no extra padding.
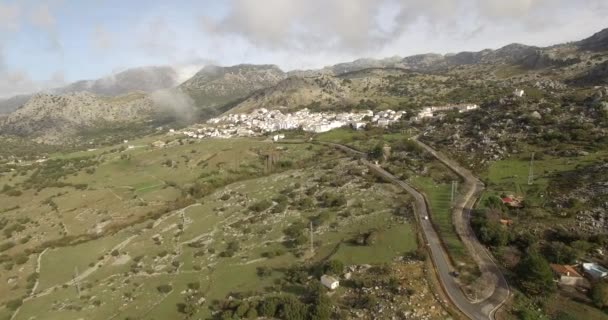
[169,108,405,140]
[208,108,407,133]
[163,104,480,142]
[413,104,479,121]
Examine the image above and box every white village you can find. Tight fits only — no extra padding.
[163,103,480,143]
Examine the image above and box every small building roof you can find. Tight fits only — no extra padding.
[321,275,339,283]
[583,263,608,278]
[550,264,582,278]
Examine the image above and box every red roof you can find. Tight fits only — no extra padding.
[501,197,513,203]
[550,264,583,278]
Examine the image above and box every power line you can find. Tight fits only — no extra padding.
[309,221,314,255]
[528,152,535,185]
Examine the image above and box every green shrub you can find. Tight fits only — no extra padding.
[156,284,173,294]
[6,298,23,310]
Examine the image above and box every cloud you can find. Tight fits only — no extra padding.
[204,0,389,53]
[0,45,65,98]
[137,17,177,59]
[0,3,21,31]
[92,25,113,50]
[200,0,608,58]
[28,3,63,52]
[150,89,197,122]
[29,4,55,28]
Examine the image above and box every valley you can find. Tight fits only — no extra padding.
[0,25,607,320]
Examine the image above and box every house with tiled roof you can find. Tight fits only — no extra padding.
[550,264,588,287]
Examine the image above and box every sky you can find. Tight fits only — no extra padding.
[0,0,607,98]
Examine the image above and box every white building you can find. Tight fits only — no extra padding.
[513,89,525,97]
[321,275,339,290]
[582,263,608,280]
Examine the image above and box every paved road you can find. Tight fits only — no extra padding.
[323,141,509,320]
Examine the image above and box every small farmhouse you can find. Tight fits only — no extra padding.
[513,89,525,97]
[321,275,339,290]
[550,264,588,287]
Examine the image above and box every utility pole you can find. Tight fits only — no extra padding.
[528,152,535,185]
[73,266,81,298]
[451,180,458,203]
[309,221,314,255]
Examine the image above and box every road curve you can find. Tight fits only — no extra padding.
[321,141,509,320]
[413,138,510,319]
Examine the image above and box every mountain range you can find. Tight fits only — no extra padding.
[1,27,607,144]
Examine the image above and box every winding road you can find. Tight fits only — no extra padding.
[323,140,509,320]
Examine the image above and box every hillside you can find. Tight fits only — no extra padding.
[0,92,154,144]
[0,66,180,114]
[179,64,286,117]
[0,95,32,114]
[1,28,608,145]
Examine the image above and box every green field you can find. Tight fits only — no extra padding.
[480,150,607,208]
[410,176,472,269]
[0,135,419,320]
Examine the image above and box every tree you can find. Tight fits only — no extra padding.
[324,259,344,275]
[235,302,250,317]
[516,252,555,296]
[591,281,608,309]
[310,288,332,320]
[477,224,508,247]
[369,143,384,160]
[543,241,577,264]
[258,298,279,317]
[245,307,258,319]
[279,296,308,320]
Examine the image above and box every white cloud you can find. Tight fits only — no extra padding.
[137,17,177,59]
[0,3,21,31]
[191,0,608,74]
[28,3,63,52]
[29,4,55,28]
[92,25,113,50]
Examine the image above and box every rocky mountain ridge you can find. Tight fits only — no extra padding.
[1,27,608,144]
[0,66,180,114]
[0,92,153,144]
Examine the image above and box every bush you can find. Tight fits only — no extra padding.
[249,199,273,213]
[156,284,173,294]
[279,296,308,320]
[6,298,23,310]
[14,255,28,265]
[324,259,344,275]
[0,241,15,252]
[246,307,258,319]
[187,281,200,290]
[258,297,280,317]
[317,192,346,208]
[591,280,608,309]
[256,266,273,277]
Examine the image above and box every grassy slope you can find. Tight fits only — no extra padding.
[2,136,417,320]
